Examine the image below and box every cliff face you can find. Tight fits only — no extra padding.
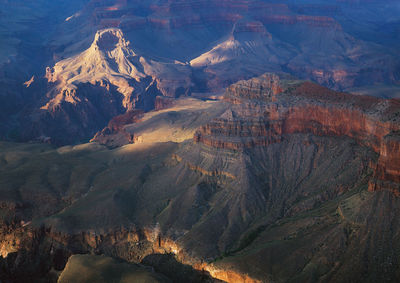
[1,0,400,279]
[26,28,193,144]
[369,134,400,196]
[90,109,144,147]
[51,0,400,91]
[257,15,340,28]
[153,96,175,111]
[0,221,255,283]
[1,74,400,282]
[195,74,400,195]
[44,28,192,109]
[2,0,399,144]
[87,1,336,30]
[375,135,400,183]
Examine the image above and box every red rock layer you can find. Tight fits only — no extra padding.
[294,4,340,14]
[194,75,400,195]
[154,96,175,111]
[194,104,399,151]
[86,0,338,32]
[225,73,283,103]
[5,223,261,283]
[107,109,143,132]
[369,135,400,196]
[375,135,400,183]
[91,110,143,145]
[233,20,271,36]
[256,15,341,28]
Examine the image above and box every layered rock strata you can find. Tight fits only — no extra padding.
[90,109,144,147]
[31,28,193,144]
[44,28,192,111]
[0,221,258,283]
[1,73,400,282]
[194,73,400,194]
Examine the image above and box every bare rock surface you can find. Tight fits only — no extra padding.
[1,74,399,282]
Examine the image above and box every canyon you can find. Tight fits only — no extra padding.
[194,74,400,196]
[1,73,400,282]
[1,0,400,144]
[0,0,400,282]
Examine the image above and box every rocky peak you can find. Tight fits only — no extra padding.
[92,28,132,54]
[190,21,276,68]
[45,28,146,97]
[225,73,286,102]
[232,20,271,39]
[34,26,194,143]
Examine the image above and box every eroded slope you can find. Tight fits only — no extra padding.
[1,74,400,282]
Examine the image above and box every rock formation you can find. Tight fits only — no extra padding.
[46,0,400,91]
[195,73,400,195]
[1,0,400,143]
[44,28,192,111]
[90,109,143,148]
[190,20,294,91]
[1,73,400,281]
[23,28,193,144]
[1,0,400,281]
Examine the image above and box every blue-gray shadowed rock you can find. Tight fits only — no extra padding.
[0,0,400,144]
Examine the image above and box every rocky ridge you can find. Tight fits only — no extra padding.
[2,0,400,144]
[44,28,192,111]
[195,73,400,195]
[1,74,400,282]
[22,28,193,144]
[51,0,400,91]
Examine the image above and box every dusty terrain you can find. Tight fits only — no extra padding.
[1,1,400,282]
[0,74,399,282]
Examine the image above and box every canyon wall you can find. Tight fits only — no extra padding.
[1,74,399,282]
[0,221,261,283]
[195,74,400,195]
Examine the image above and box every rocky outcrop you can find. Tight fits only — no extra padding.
[369,134,400,196]
[189,21,292,91]
[33,28,193,144]
[257,15,341,28]
[4,0,399,144]
[195,73,400,195]
[375,134,400,183]
[0,221,259,283]
[202,265,262,283]
[44,28,191,110]
[77,0,399,91]
[224,73,284,103]
[23,82,128,145]
[0,83,398,282]
[2,0,400,281]
[91,109,143,147]
[154,96,175,111]
[58,254,167,283]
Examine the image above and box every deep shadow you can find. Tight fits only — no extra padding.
[141,253,222,283]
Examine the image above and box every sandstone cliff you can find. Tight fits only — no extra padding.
[195,73,400,195]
